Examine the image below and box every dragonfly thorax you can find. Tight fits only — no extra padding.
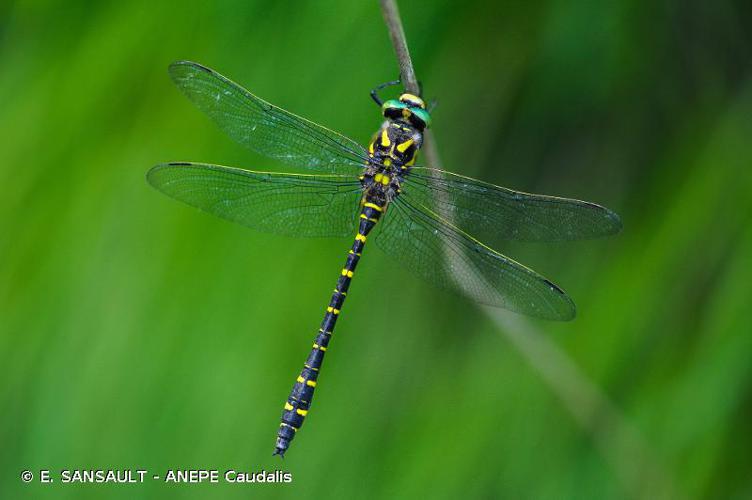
[362,120,423,203]
[367,121,423,169]
[361,164,400,204]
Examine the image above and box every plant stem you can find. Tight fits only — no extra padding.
[378,0,443,169]
[376,2,674,497]
[379,0,420,95]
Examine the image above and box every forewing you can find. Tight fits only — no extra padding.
[147,162,362,238]
[376,197,576,320]
[169,61,369,174]
[404,168,622,244]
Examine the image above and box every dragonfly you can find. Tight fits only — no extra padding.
[147,60,622,457]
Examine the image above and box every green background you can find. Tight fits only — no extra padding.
[2,0,751,498]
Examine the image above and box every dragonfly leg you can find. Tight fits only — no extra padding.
[370,79,402,106]
[427,97,438,113]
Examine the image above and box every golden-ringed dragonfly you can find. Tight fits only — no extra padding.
[147,61,622,457]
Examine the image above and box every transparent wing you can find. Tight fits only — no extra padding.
[169,61,369,175]
[147,162,363,238]
[376,197,576,320]
[403,168,622,244]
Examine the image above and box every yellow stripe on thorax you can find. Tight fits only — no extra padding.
[397,139,414,153]
[380,129,391,147]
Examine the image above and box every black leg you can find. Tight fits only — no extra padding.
[428,97,438,113]
[370,79,401,106]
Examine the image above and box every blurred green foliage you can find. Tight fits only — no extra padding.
[1,0,751,498]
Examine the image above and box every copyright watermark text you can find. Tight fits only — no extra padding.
[19,469,292,485]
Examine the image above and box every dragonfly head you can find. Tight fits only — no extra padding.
[399,93,425,108]
[382,94,431,131]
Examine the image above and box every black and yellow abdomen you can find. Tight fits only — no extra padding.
[274,90,428,457]
[274,200,385,457]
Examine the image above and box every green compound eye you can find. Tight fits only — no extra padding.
[410,107,431,129]
[382,99,430,129]
[382,99,407,112]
